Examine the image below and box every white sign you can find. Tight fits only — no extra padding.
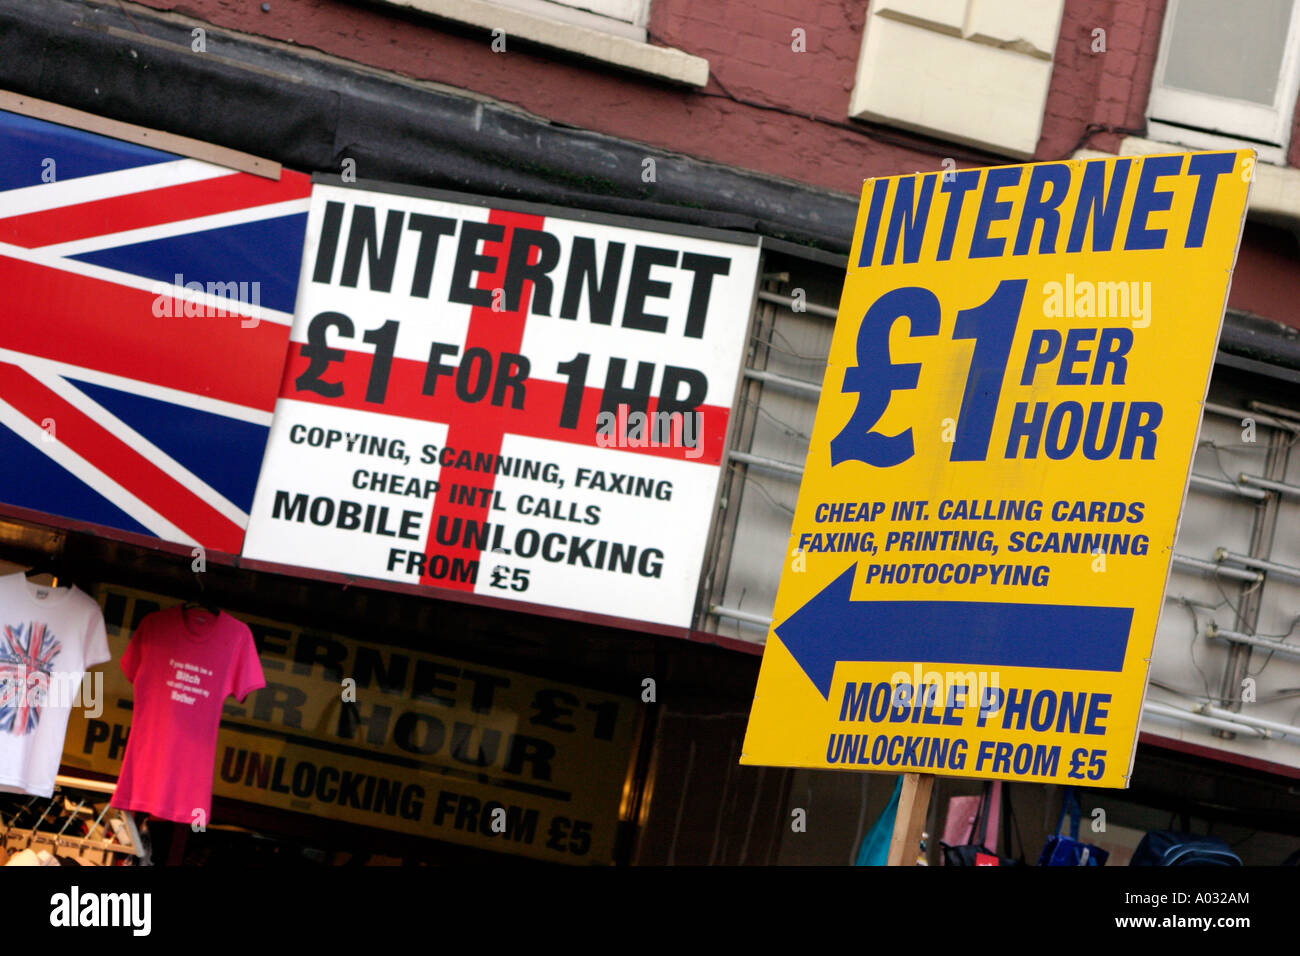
[243,181,760,628]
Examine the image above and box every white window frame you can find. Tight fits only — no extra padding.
[846,0,1066,159]
[491,0,650,42]
[1147,0,1300,164]
[372,0,707,86]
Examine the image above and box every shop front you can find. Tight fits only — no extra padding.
[0,97,762,866]
[3,0,1299,869]
[1,533,649,866]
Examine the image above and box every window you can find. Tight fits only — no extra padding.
[848,0,1066,159]
[373,0,706,86]
[491,0,650,42]
[1147,0,1300,162]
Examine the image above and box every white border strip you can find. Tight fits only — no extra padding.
[0,159,232,218]
[38,198,312,256]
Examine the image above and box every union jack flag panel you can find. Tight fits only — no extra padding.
[0,108,311,553]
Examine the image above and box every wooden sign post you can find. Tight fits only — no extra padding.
[886,772,934,866]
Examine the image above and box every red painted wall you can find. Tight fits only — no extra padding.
[1039,0,1167,158]
[132,1,1295,184]
[133,0,924,191]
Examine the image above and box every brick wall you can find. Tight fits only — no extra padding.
[127,0,1300,190]
[115,0,998,196]
[1038,0,1166,158]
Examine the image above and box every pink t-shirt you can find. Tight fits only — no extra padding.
[111,606,264,824]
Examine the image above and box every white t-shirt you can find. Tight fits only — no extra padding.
[0,573,109,797]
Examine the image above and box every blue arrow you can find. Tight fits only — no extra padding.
[774,564,1133,699]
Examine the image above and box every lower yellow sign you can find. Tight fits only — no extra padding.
[63,584,638,863]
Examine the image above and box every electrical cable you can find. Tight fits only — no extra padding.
[1175,597,1219,702]
[734,466,796,517]
[751,329,829,364]
[739,396,813,444]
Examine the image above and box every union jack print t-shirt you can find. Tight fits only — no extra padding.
[0,573,110,797]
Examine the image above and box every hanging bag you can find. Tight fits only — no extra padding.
[940,782,1021,866]
[1037,787,1108,866]
[1129,831,1240,866]
[854,776,903,866]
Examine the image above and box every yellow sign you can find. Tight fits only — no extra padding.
[742,151,1252,787]
[64,584,639,863]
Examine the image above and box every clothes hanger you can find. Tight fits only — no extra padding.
[181,571,220,617]
[24,800,56,849]
[8,796,40,830]
[50,799,86,859]
[23,556,64,589]
[45,785,140,860]
[85,800,114,844]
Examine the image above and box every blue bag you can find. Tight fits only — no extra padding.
[1037,787,1108,866]
[854,776,903,866]
[1129,831,1241,866]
